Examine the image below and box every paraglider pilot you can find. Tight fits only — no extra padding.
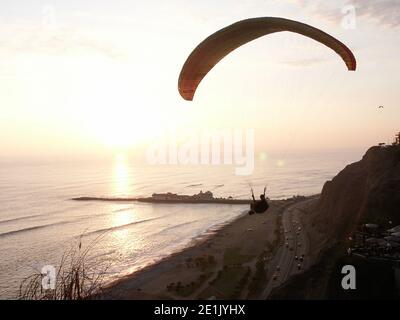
[249,187,269,215]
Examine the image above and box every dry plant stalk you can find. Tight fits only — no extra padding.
[19,234,111,300]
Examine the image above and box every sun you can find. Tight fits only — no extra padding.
[93,115,149,148]
[66,55,165,148]
[83,106,151,148]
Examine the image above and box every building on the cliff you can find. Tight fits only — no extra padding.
[351,223,400,261]
[393,132,400,145]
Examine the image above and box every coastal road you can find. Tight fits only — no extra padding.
[261,199,312,299]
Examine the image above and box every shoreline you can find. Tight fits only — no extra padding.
[102,195,314,299]
[103,209,249,293]
[71,196,252,205]
[104,209,249,286]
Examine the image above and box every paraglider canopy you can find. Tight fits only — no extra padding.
[178,17,356,101]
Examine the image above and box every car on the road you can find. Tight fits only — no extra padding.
[294,255,298,260]
[299,256,304,262]
[285,242,289,248]
[273,274,278,280]
[298,227,302,231]
[276,265,280,271]
[297,264,301,270]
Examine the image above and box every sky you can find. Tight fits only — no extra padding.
[0,0,399,160]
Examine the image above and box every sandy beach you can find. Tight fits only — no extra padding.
[102,196,318,300]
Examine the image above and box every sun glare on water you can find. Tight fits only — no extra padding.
[113,153,131,196]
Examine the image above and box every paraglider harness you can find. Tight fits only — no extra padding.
[249,187,269,215]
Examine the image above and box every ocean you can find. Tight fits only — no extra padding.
[0,148,364,299]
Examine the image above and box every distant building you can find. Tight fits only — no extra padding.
[152,192,178,200]
[194,190,214,200]
[151,191,214,201]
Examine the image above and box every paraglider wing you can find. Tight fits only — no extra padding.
[178,17,356,101]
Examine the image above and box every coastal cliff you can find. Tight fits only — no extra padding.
[271,145,400,299]
[311,145,400,248]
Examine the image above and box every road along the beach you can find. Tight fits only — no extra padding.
[262,199,314,299]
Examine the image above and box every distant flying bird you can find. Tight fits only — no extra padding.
[378,106,384,109]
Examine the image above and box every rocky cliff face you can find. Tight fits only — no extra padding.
[311,145,400,246]
[270,145,400,299]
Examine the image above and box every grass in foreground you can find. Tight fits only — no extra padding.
[19,236,110,300]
